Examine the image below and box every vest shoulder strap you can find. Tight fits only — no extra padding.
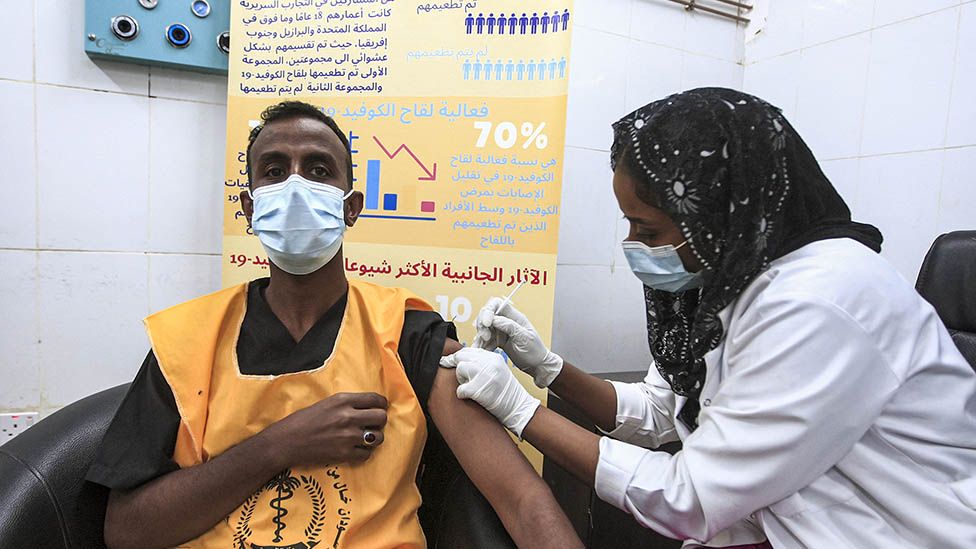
[144,283,248,464]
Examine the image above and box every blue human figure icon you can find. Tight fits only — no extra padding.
[562,9,570,31]
[509,14,518,34]
[536,59,547,80]
[558,56,567,78]
[516,59,525,80]
[497,13,507,35]
[495,60,504,80]
[462,59,472,80]
[487,13,495,34]
[548,58,557,79]
[518,13,528,34]
[541,11,549,33]
[476,13,485,34]
[527,59,535,80]
[550,12,560,33]
[530,13,539,34]
[484,59,492,80]
[473,60,482,80]
[465,13,474,34]
[505,59,514,80]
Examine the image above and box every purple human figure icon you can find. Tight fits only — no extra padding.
[465,13,474,34]
[509,14,518,34]
[475,13,485,34]
[541,11,549,33]
[473,60,482,80]
[530,12,539,34]
[516,59,525,80]
[497,13,507,35]
[536,59,547,80]
[495,60,504,80]
[562,9,570,31]
[558,56,567,78]
[519,13,528,34]
[548,58,557,79]
[527,59,536,80]
[487,13,495,34]
[484,59,492,80]
[505,59,514,80]
[550,12,560,33]
[462,59,471,80]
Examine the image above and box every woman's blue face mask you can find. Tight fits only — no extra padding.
[622,239,703,293]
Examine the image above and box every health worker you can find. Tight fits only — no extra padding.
[440,88,976,548]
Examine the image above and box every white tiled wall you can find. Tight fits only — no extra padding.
[0,0,745,413]
[555,0,744,373]
[7,0,969,409]
[0,1,226,414]
[743,0,976,282]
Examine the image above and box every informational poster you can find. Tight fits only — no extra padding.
[223,0,574,469]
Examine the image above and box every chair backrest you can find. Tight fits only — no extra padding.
[0,384,126,548]
[0,383,514,548]
[916,231,976,369]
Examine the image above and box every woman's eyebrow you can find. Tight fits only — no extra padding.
[623,215,658,224]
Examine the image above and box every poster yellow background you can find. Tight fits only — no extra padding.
[225,0,575,470]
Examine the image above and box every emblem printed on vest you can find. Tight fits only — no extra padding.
[233,466,351,549]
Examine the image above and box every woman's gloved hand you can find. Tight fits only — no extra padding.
[439,347,541,438]
[471,298,564,388]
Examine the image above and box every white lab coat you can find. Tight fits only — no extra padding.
[594,238,976,548]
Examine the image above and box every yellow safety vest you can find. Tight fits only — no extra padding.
[144,279,431,549]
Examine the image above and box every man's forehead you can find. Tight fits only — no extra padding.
[251,116,345,157]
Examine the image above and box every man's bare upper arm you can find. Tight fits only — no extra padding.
[427,340,542,508]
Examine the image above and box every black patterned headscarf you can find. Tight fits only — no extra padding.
[610,88,883,430]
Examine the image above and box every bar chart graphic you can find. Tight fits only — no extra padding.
[356,136,438,221]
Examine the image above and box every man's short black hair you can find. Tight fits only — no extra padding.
[245,101,354,188]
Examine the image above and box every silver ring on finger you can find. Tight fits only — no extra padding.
[362,430,379,448]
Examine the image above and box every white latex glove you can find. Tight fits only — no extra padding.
[440,347,541,438]
[471,297,564,388]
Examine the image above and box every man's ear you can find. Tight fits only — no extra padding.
[240,190,253,227]
[345,190,364,227]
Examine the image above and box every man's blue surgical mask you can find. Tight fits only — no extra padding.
[250,174,353,275]
[622,239,703,293]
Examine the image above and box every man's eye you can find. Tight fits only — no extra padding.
[310,166,330,177]
[266,167,284,177]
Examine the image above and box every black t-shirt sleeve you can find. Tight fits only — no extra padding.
[399,311,457,414]
[85,350,182,491]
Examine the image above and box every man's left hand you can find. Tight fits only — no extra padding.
[440,347,540,438]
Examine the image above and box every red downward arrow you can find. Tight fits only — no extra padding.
[372,136,438,181]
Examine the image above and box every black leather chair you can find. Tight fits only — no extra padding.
[916,230,976,368]
[0,383,515,548]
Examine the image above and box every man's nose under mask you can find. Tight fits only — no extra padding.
[249,174,353,275]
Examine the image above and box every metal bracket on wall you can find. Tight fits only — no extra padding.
[85,0,230,74]
[664,0,753,24]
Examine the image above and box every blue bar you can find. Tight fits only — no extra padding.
[365,159,380,210]
[383,193,398,211]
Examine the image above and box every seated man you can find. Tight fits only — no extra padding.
[86,101,581,549]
